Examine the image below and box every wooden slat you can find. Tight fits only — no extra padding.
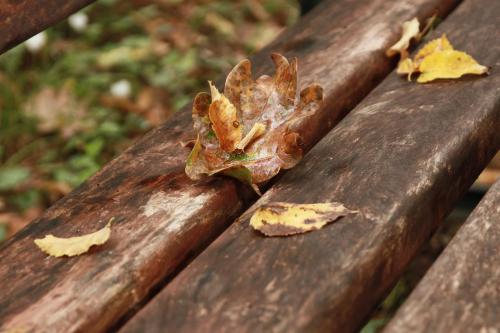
[120,0,500,332]
[383,178,500,332]
[490,152,500,169]
[0,0,460,332]
[0,0,95,54]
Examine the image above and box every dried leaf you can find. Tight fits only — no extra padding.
[417,50,488,83]
[413,34,453,67]
[236,122,266,150]
[208,82,242,152]
[25,87,89,138]
[34,220,112,257]
[185,135,205,180]
[396,58,415,79]
[185,54,323,192]
[386,18,420,58]
[250,202,354,236]
[391,32,487,83]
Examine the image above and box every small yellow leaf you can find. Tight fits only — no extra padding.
[208,81,242,152]
[386,18,420,58]
[250,202,354,236]
[417,50,488,83]
[236,122,266,150]
[397,58,416,78]
[414,34,453,66]
[396,35,452,79]
[34,221,112,257]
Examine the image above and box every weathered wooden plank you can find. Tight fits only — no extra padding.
[0,0,95,54]
[120,0,500,332]
[0,0,460,332]
[383,179,500,333]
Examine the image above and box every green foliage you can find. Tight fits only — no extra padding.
[0,167,30,191]
[9,190,41,212]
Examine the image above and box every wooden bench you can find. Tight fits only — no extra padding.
[0,0,498,332]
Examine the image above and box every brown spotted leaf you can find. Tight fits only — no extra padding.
[185,54,323,192]
[250,202,355,236]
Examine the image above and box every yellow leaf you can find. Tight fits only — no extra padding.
[250,202,354,236]
[417,50,488,83]
[208,81,242,152]
[236,122,266,150]
[396,58,416,78]
[414,34,453,66]
[396,35,450,80]
[34,221,112,257]
[386,18,420,58]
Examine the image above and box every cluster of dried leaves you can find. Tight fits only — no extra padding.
[185,53,323,193]
[387,17,488,83]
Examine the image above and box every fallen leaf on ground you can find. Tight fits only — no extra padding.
[250,202,355,236]
[101,87,172,126]
[414,34,453,64]
[417,49,488,83]
[389,30,487,83]
[387,14,438,60]
[208,81,242,152]
[97,43,151,68]
[386,18,420,59]
[396,34,453,77]
[24,87,90,138]
[34,220,112,257]
[185,54,323,193]
[396,58,415,79]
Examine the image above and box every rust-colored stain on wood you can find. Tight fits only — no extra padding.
[0,0,96,54]
[0,0,461,332]
[120,0,499,332]
[384,179,500,333]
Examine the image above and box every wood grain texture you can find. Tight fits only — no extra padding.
[0,0,95,54]
[120,0,500,332]
[0,0,460,332]
[383,179,500,333]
